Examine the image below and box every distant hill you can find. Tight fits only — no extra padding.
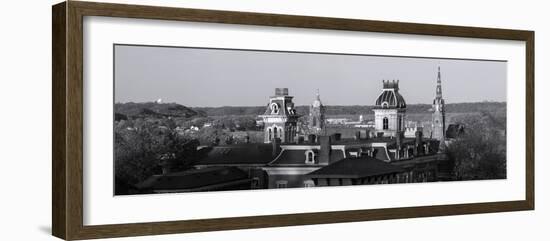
[115,102,205,119]
[193,102,506,116]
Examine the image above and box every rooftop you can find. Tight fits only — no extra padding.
[375,80,407,109]
[269,149,345,166]
[135,166,250,191]
[307,156,405,179]
[195,143,274,166]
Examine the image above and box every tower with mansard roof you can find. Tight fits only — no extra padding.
[259,88,300,144]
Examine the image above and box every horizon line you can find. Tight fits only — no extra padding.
[114,100,507,108]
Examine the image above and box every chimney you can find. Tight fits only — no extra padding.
[331,133,341,141]
[272,138,281,157]
[396,131,404,148]
[354,131,361,140]
[308,134,317,144]
[414,130,423,156]
[318,136,332,165]
[396,131,404,159]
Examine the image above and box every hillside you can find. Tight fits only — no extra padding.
[115,102,205,120]
[193,102,506,116]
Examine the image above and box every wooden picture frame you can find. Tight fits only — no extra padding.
[52,1,534,240]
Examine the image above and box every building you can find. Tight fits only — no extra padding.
[259,88,300,144]
[404,122,424,138]
[308,89,326,135]
[136,167,254,193]
[373,80,407,137]
[431,67,446,151]
[308,156,406,186]
[137,71,450,193]
[326,118,349,125]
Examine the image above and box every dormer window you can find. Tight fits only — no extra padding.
[270,103,279,114]
[305,150,316,164]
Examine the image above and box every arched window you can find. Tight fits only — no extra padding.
[268,128,272,141]
[273,127,278,139]
[270,103,279,114]
[278,127,283,138]
[383,117,389,130]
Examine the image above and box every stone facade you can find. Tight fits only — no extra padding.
[259,88,300,143]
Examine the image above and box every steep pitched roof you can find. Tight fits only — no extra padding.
[136,167,250,192]
[307,156,405,179]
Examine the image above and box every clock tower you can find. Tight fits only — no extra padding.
[259,88,300,143]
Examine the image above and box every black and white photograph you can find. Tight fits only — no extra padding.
[113,45,507,195]
[1,0,545,240]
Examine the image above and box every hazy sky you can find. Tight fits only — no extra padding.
[114,45,506,107]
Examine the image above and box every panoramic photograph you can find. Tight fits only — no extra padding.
[113,44,507,195]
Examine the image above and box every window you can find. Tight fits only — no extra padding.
[383,117,389,130]
[268,128,272,141]
[270,103,279,114]
[305,150,315,164]
[273,127,277,139]
[303,180,315,188]
[397,116,402,130]
[276,180,288,188]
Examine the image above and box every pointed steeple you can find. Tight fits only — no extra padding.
[432,66,446,152]
[309,89,325,135]
[315,88,321,101]
[436,66,443,99]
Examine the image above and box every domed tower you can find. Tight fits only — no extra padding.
[259,88,300,143]
[373,80,407,137]
[432,67,446,152]
[308,89,325,134]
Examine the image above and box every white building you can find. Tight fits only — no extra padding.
[373,80,407,137]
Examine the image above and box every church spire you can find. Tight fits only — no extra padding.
[309,89,325,135]
[436,66,443,99]
[315,88,321,101]
[432,66,446,152]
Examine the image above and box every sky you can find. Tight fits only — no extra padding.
[114,44,507,107]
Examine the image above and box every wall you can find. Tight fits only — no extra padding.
[0,0,548,240]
